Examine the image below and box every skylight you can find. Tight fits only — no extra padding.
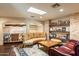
[27,7,47,15]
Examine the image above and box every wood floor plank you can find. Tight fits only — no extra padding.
[0,42,22,56]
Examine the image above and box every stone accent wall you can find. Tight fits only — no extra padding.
[70,14,79,40]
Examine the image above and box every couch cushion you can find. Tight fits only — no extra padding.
[23,40,34,45]
[65,40,77,50]
[51,39,62,43]
[55,46,75,55]
[23,38,46,45]
[29,38,46,43]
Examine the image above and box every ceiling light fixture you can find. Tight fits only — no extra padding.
[27,7,47,15]
[59,9,64,12]
[40,16,42,18]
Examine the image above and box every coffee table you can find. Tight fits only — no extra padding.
[37,40,61,54]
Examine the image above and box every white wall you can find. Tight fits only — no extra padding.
[25,19,44,33]
[0,20,5,45]
[44,20,49,40]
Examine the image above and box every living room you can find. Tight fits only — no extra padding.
[0,3,79,56]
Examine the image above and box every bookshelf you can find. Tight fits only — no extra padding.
[49,20,70,42]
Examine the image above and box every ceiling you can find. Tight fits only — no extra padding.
[0,3,79,21]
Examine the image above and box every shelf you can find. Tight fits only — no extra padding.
[49,20,70,42]
[49,31,69,34]
[4,40,23,43]
[5,24,26,26]
[49,25,70,27]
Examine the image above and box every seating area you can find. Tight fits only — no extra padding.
[12,38,79,56]
[23,32,46,45]
[0,3,79,56]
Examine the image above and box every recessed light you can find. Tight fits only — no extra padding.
[40,16,42,18]
[59,9,64,12]
[27,7,47,15]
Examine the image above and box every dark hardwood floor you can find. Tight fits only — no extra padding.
[0,42,23,56]
[0,42,50,56]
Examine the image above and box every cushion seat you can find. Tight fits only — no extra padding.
[23,38,46,45]
[51,39,62,43]
[54,46,75,55]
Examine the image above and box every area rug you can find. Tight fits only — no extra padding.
[13,45,48,56]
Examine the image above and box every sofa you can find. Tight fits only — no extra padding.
[23,32,46,45]
[49,40,79,56]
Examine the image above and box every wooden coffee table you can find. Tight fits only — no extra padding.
[38,40,60,48]
[37,40,61,54]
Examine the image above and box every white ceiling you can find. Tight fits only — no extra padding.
[0,3,79,21]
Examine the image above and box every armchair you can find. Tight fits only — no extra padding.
[49,40,78,56]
